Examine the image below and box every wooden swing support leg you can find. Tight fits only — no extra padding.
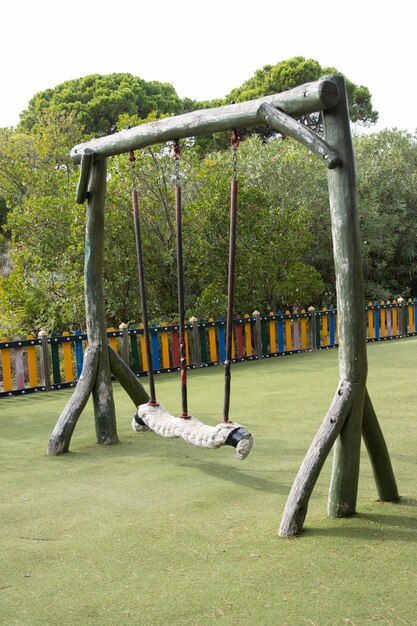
[278,76,398,537]
[47,156,148,456]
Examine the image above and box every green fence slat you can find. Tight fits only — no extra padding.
[129,327,140,373]
[403,304,409,335]
[50,335,61,384]
[261,316,268,354]
[316,314,321,349]
[199,325,208,364]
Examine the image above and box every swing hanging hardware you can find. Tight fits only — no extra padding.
[231,130,240,181]
[173,139,191,420]
[129,151,158,408]
[173,139,181,189]
[130,138,253,458]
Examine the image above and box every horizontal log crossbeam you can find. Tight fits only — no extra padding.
[70,78,339,162]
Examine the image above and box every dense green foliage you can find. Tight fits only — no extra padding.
[227,57,378,128]
[17,57,376,140]
[356,129,417,299]
[18,73,198,136]
[1,57,416,335]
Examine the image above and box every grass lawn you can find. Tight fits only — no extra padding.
[1,338,416,625]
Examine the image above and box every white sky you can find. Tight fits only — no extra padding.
[2,0,416,132]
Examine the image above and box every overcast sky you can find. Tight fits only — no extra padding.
[2,0,416,133]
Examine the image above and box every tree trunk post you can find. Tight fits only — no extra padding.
[38,330,51,390]
[189,316,201,368]
[308,306,317,350]
[323,75,368,517]
[85,156,118,445]
[252,310,262,358]
[119,322,130,365]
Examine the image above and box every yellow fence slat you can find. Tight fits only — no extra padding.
[161,322,170,368]
[62,331,73,382]
[380,301,386,338]
[140,325,148,371]
[392,300,398,336]
[26,334,38,387]
[244,314,253,357]
[367,302,374,339]
[322,306,329,346]
[1,337,12,392]
[208,317,218,361]
[107,327,118,351]
[285,310,292,351]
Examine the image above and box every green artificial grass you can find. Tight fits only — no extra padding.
[1,339,416,625]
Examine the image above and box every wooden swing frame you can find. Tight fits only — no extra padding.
[47,75,399,537]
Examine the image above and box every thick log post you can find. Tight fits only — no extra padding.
[85,157,118,445]
[323,75,368,517]
[278,75,398,535]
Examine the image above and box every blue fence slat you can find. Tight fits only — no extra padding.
[277,311,284,352]
[151,323,160,370]
[217,317,226,361]
[329,305,335,345]
[374,301,380,339]
[75,330,84,378]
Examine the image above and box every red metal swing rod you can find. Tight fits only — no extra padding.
[131,134,239,422]
[223,130,239,423]
[173,140,190,418]
[130,151,157,405]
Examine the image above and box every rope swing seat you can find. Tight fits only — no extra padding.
[132,404,253,461]
[129,135,253,460]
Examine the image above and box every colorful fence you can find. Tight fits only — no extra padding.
[1,299,417,398]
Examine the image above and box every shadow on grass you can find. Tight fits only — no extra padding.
[174,457,290,495]
[304,502,417,541]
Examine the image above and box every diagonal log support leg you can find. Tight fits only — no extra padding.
[108,346,149,407]
[362,390,399,501]
[279,380,354,537]
[47,346,100,455]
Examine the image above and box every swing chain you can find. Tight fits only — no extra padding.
[173,140,181,186]
[231,130,239,180]
[129,150,137,191]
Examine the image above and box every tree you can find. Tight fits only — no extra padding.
[354,128,417,299]
[2,90,417,337]
[18,74,195,136]
[183,137,325,316]
[0,112,86,334]
[227,56,378,133]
